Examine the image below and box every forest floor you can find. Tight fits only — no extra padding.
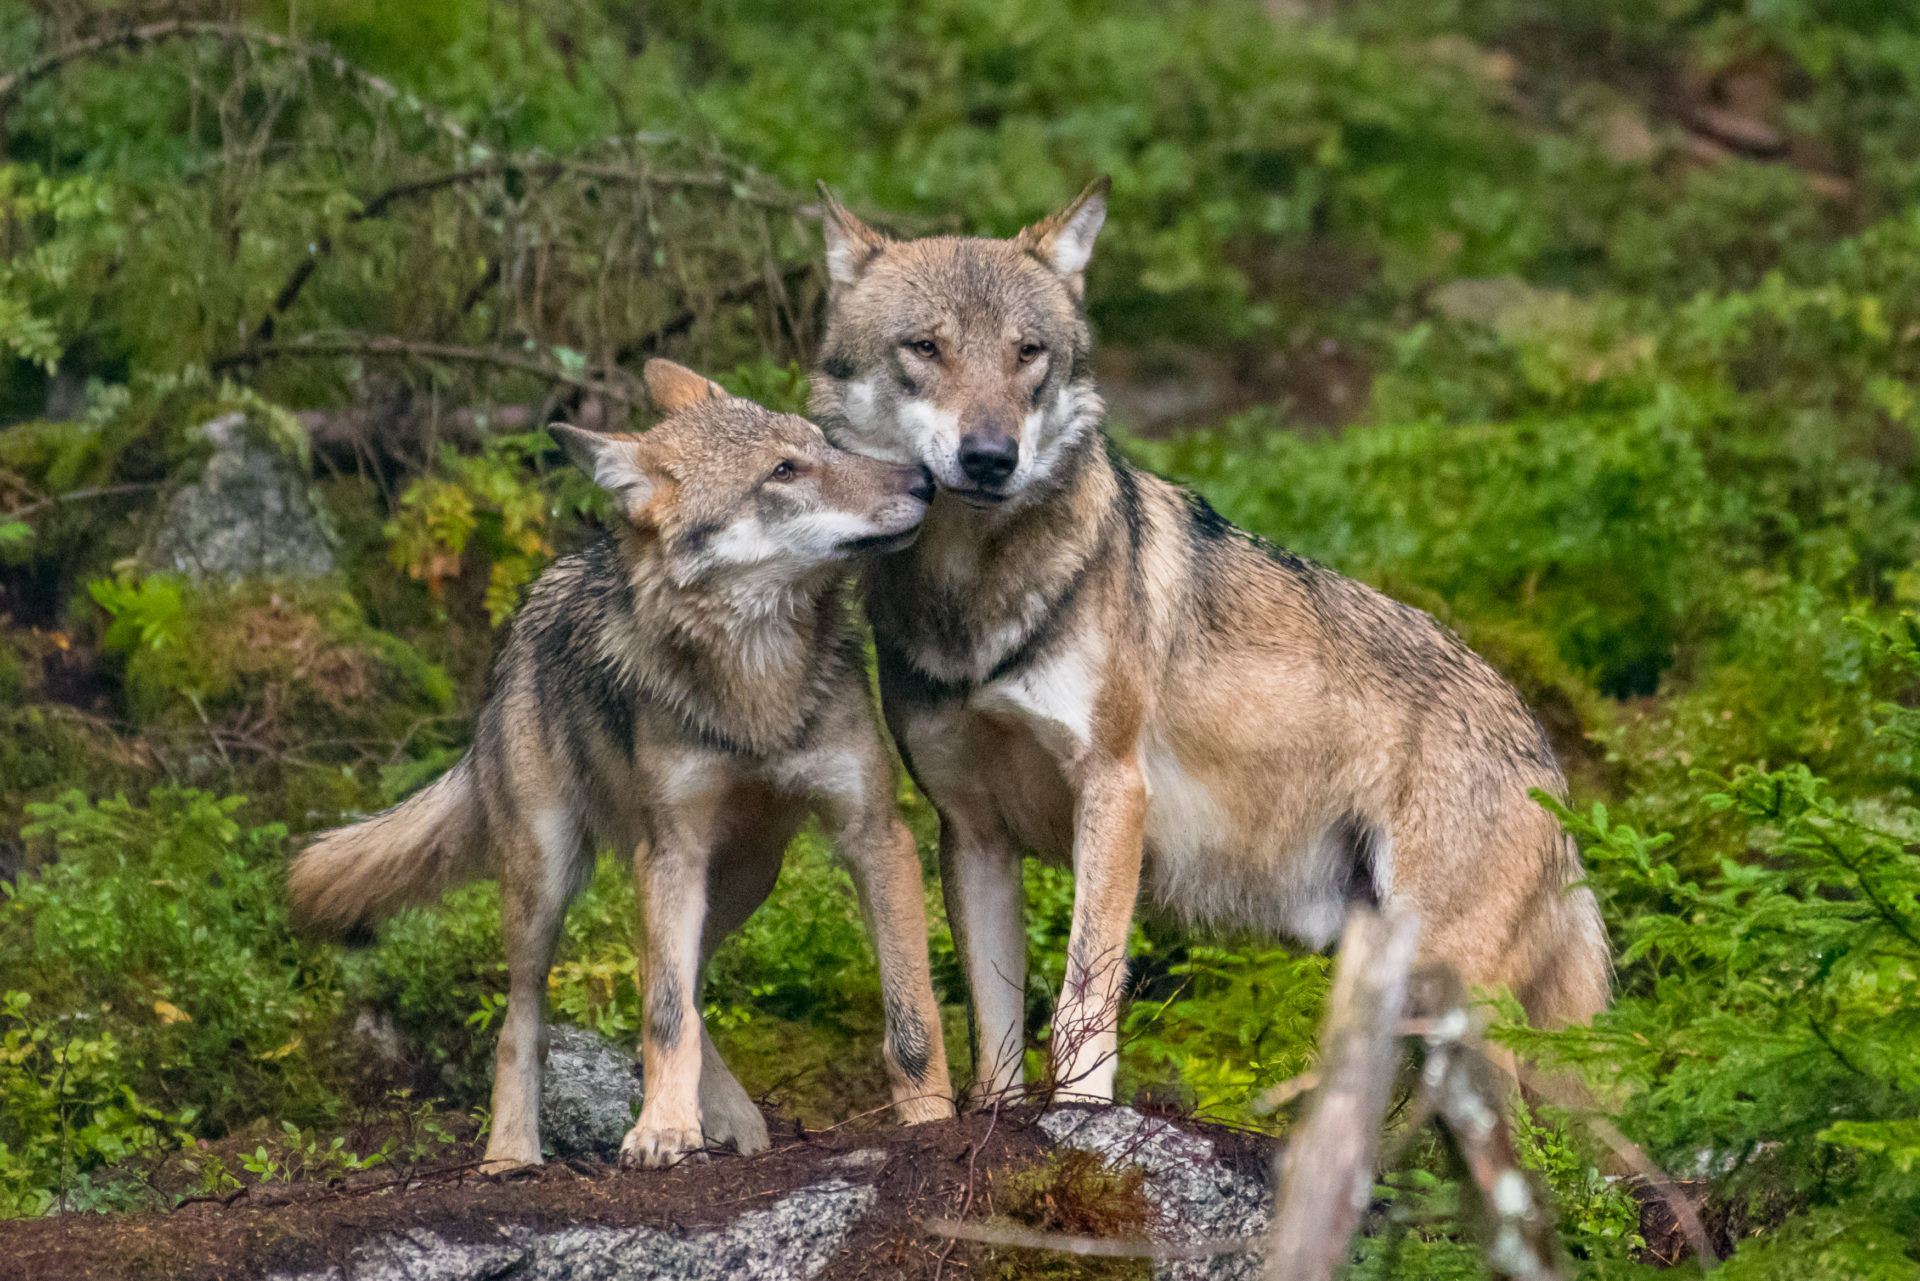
[0,1105,1281,1281]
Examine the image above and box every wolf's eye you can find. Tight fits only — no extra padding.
[769,460,798,483]
[1018,342,1046,364]
[906,339,940,360]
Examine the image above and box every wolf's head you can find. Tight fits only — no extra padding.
[551,360,933,593]
[809,179,1109,512]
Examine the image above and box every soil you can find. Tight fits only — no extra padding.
[0,1106,1280,1281]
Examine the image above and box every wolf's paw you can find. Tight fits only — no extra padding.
[619,1122,706,1169]
[479,1149,542,1174]
[701,1092,770,1156]
[894,1091,957,1125]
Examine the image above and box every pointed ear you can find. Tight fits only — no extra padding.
[643,359,729,415]
[817,182,890,291]
[550,423,657,514]
[1017,176,1110,299]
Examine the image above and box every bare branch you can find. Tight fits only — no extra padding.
[213,335,642,407]
[924,1217,1263,1260]
[1267,904,1420,1281]
[250,159,799,342]
[2,482,162,523]
[0,20,469,143]
[1422,1031,1571,1279]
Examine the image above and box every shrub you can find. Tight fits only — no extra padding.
[0,789,343,1213]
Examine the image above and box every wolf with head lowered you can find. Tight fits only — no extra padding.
[289,361,953,1168]
[810,179,1609,1102]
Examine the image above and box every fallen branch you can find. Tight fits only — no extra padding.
[1267,904,1421,1281]
[925,1217,1264,1260]
[1414,975,1569,1281]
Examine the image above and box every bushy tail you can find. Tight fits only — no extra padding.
[288,760,485,939]
[1516,834,1613,1027]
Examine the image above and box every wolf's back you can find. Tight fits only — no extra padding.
[287,760,485,939]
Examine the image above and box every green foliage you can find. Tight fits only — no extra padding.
[83,569,456,821]
[385,431,595,625]
[1120,946,1327,1120]
[7,0,1920,1269]
[1506,620,1920,1270]
[0,166,115,373]
[0,790,341,1214]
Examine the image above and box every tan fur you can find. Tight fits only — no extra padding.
[812,187,1611,1103]
[288,364,953,1167]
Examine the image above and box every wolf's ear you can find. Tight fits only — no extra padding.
[1017,176,1110,299]
[817,183,889,291]
[643,359,729,415]
[550,423,657,514]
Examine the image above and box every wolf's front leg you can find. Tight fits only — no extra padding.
[939,812,1027,1105]
[838,807,955,1124]
[1051,756,1146,1103]
[624,833,710,1169]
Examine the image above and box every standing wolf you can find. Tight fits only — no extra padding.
[289,360,954,1168]
[810,180,1609,1102]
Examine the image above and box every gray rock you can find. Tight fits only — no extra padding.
[280,1227,526,1281]
[145,412,334,581]
[1041,1107,1270,1280]
[824,1148,890,1173]
[540,1024,646,1158]
[271,1178,876,1281]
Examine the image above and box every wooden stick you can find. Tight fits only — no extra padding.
[1266,904,1420,1281]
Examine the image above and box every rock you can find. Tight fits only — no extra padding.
[540,1024,646,1158]
[270,1178,877,1281]
[145,413,334,581]
[1041,1107,1271,1280]
[824,1148,890,1173]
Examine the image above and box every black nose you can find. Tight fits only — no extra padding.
[907,465,936,504]
[958,434,1018,487]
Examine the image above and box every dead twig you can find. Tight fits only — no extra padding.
[1418,1002,1569,1280]
[2,482,163,523]
[924,1217,1264,1260]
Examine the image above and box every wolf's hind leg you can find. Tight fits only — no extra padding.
[696,1024,768,1155]
[484,805,584,1170]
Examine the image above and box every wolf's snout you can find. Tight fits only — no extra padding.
[958,434,1018,486]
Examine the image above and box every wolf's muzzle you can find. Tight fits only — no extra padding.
[958,433,1018,487]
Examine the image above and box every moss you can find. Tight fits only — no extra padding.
[84,574,461,830]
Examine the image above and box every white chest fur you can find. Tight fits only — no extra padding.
[966,636,1103,767]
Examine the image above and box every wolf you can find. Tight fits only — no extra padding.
[809,179,1610,1102]
[288,360,954,1168]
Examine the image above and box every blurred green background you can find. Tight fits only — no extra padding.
[4,0,1920,1274]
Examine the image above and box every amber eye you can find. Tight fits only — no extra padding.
[1018,342,1046,364]
[906,339,940,360]
[770,460,798,482]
